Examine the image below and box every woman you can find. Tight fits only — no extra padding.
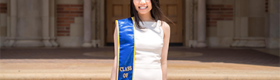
[111,0,171,80]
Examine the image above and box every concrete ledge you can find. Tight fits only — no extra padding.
[169,74,280,80]
[1,48,279,80]
[57,37,83,47]
[0,73,108,80]
[1,73,279,80]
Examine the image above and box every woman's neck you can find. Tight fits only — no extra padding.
[138,13,154,21]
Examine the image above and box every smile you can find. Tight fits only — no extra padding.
[139,6,148,10]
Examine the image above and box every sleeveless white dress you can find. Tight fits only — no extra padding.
[133,20,164,80]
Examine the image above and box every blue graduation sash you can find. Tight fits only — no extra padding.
[116,17,136,80]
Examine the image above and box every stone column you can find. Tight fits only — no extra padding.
[4,0,16,47]
[82,0,92,47]
[91,0,97,47]
[266,0,280,48]
[196,0,206,47]
[91,0,105,47]
[99,0,105,47]
[13,0,43,47]
[50,0,58,47]
[42,0,52,47]
[185,0,194,47]
[183,0,190,47]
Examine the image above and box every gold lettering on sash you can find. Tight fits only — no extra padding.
[120,66,132,72]
[123,73,128,78]
[127,66,132,71]
[120,67,124,72]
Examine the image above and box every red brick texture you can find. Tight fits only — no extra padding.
[206,5,234,27]
[0,3,7,13]
[57,4,83,36]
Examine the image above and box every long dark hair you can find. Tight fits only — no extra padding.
[130,0,173,28]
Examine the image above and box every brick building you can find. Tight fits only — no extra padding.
[0,0,279,48]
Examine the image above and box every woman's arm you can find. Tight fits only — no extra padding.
[110,25,118,80]
[161,21,171,80]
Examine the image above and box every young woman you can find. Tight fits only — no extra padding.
[111,0,171,80]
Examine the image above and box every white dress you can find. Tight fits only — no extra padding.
[134,20,164,80]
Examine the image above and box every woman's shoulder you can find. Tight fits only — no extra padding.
[159,20,170,31]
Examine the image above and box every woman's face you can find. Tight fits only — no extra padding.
[133,0,152,15]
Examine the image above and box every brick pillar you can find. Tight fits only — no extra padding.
[206,5,234,27]
[56,4,83,36]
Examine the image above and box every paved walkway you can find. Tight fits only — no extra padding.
[0,47,279,80]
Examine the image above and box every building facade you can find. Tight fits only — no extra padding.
[0,0,279,48]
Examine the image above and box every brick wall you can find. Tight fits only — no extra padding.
[56,4,83,36]
[206,5,234,27]
[0,3,7,13]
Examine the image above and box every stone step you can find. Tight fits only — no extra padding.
[1,59,279,80]
[1,48,279,80]
[1,72,280,80]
